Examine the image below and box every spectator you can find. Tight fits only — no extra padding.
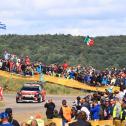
[112,97,122,120]
[42,88,46,102]
[81,106,90,120]
[0,59,3,69]
[36,63,42,74]
[109,99,115,118]
[3,50,10,60]
[30,119,38,126]
[5,108,20,126]
[0,112,13,126]
[72,96,81,112]
[0,86,3,101]
[120,105,126,121]
[59,99,72,126]
[81,97,90,110]
[103,98,111,120]
[35,113,44,126]
[20,122,28,126]
[44,99,55,119]
[47,122,56,126]
[53,110,59,118]
[90,100,101,120]
[25,56,31,66]
[69,111,92,126]
[101,75,108,86]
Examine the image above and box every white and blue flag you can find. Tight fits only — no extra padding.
[0,22,6,29]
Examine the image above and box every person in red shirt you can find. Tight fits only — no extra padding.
[41,88,46,102]
[0,86,3,101]
[25,56,31,66]
[62,61,68,71]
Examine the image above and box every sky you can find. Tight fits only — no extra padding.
[0,0,126,36]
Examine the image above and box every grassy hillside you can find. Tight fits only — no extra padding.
[0,76,85,95]
[0,34,126,69]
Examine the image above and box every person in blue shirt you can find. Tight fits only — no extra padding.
[90,100,101,120]
[0,112,13,126]
[101,75,109,86]
[69,70,75,79]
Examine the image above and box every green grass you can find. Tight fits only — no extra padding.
[0,76,86,95]
[0,101,5,107]
[44,82,85,95]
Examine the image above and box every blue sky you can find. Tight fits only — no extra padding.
[0,0,126,36]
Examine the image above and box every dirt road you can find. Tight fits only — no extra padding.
[0,94,78,123]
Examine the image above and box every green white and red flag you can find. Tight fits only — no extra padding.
[84,36,94,46]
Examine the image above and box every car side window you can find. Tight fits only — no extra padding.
[38,86,42,91]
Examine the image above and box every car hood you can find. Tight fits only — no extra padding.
[20,91,38,95]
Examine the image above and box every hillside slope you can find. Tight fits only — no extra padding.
[0,35,126,68]
[0,70,119,92]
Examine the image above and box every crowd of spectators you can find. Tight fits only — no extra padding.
[0,51,126,88]
[1,87,126,126]
[35,87,126,125]
[0,50,126,125]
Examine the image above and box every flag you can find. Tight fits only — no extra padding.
[84,36,94,46]
[0,22,6,29]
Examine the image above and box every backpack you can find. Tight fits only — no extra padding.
[122,109,126,120]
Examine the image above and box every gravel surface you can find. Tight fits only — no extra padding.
[0,94,80,123]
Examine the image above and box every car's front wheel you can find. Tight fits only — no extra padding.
[16,98,19,103]
[38,95,42,103]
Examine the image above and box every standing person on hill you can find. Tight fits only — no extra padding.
[62,61,68,71]
[0,86,3,101]
[25,56,31,66]
[5,108,20,126]
[44,99,55,119]
[59,99,72,126]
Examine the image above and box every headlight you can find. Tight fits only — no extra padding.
[16,92,22,97]
[35,92,40,97]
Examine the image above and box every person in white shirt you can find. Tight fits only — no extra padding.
[81,106,90,120]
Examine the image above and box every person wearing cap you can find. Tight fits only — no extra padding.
[0,112,13,126]
[5,108,20,126]
[59,99,72,126]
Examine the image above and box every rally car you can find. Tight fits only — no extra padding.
[16,82,46,103]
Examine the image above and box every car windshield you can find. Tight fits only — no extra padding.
[21,86,40,91]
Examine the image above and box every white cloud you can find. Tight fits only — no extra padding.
[0,0,126,36]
